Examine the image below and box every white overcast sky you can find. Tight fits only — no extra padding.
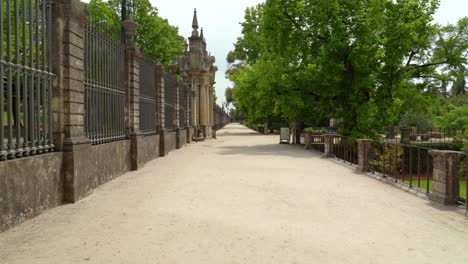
[82,0,468,105]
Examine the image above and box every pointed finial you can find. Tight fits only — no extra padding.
[200,27,204,38]
[192,8,199,30]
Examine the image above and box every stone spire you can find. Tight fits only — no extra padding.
[201,28,207,51]
[192,8,199,37]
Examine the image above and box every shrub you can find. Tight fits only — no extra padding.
[399,111,433,131]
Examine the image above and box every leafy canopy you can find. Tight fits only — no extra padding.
[85,0,184,65]
[227,0,467,137]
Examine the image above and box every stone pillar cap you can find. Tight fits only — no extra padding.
[428,149,465,156]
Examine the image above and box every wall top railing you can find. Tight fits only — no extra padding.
[303,132,468,212]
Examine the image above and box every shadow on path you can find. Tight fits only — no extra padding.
[218,143,323,159]
[217,132,260,136]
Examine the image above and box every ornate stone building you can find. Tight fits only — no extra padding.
[181,9,218,138]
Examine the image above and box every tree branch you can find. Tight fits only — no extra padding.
[407,59,449,69]
[405,50,417,67]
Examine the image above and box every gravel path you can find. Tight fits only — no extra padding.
[1,123,468,264]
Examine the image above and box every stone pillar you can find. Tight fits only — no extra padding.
[185,82,191,144]
[195,82,200,126]
[323,134,335,158]
[207,86,211,126]
[156,65,165,131]
[356,139,373,172]
[199,82,207,126]
[52,0,91,203]
[209,87,214,125]
[304,133,311,149]
[172,65,180,129]
[52,0,87,146]
[122,18,141,171]
[156,67,167,156]
[400,127,412,144]
[428,150,463,205]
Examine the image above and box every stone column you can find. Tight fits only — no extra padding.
[184,78,190,128]
[323,134,335,158]
[199,81,207,126]
[51,0,90,203]
[194,81,199,126]
[122,18,141,170]
[185,81,192,143]
[428,150,463,205]
[52,0,87,147]
[156,65,165,131]
[209,87,214,125]
[172,65,180,129]
[400,127,412,144]
[156,66,168,156]
[356,139,373,172]
[304,133,311,149]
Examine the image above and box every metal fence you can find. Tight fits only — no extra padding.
[213,104,229,130]
[139,56,157,133]
[456,153,467,208]
[1,0,54,160]
[309,134,325,153]
[188,89,193,126]
[178,79,186,128]
[368,141,434,193]
[383,127,463,144]
[331,136,358,165]
[164,71,176,130]
[84,20,126,144]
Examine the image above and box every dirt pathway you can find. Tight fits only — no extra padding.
[1,123,468,264]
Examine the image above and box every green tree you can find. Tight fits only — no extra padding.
[85,0,184,65]
[228,0,467,137]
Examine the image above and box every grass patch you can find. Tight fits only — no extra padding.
[404,178,466,200]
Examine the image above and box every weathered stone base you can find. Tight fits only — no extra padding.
[176,128,187,149]
[0,153,64,232]
[2,129,197,232]
[160,130,177,157]
[132,133,160,170]
[186,127,193,144]
[428,193,452,205]
[64,140,132,203]
[202,125,213,139]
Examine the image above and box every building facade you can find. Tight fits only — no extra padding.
[181,9,218,139]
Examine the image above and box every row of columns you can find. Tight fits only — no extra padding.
[190,76,215,137]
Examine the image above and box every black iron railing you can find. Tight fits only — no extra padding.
[368,141,434,193]
[458,153,467,207]
[84,20,126,144]
[213,104,229,130]
[383,127,464,144]
[164,71,176,130]
[1,0,54,160]
[139,56,157,133]
[331,136,358,165]
[188,89,193,126]
[178,80,186,128]
[309,134,325,153]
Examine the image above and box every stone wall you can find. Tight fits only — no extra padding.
[1,129,197,232]
[187,127,193,143]
[0,153,64,232]
[161,130,177,156]
[136,134,161,168]
[0,0,229,233]
[177,129,187,149]
[64,140,132,202]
